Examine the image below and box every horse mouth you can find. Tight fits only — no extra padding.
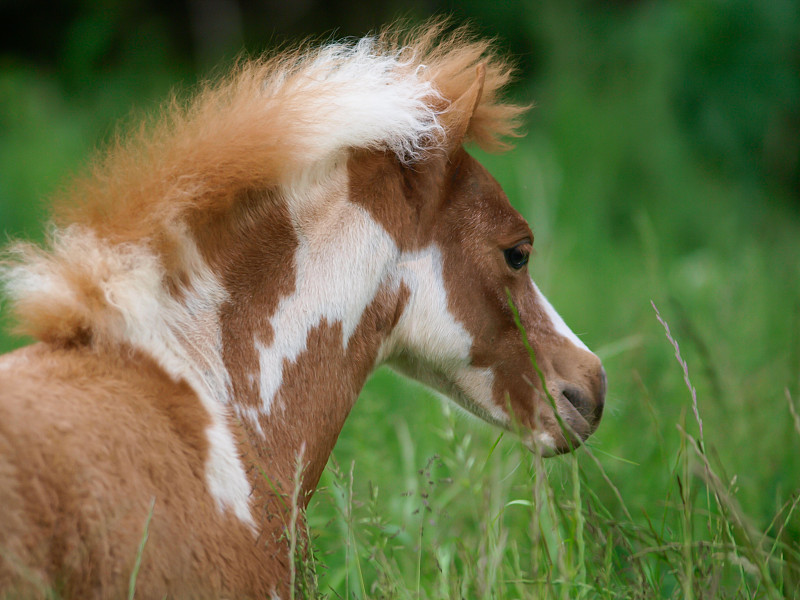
[524,384,605,457]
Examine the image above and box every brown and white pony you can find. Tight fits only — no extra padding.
[0,23,605,599]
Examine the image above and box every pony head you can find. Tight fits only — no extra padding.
[347,61,606,454]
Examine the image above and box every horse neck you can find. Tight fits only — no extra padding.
[199,182,405,512]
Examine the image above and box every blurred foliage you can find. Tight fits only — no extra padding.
[1,0,797,209]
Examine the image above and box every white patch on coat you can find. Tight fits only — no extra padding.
[234,404,265,437]
[381,245,507,428]
[452,366,504,424]
[389,247,473,363]
[0,349,28,371]
[3,226,256,531]
[255,183,398,415]
[531,280,590,352]
[523,431,558,457]
[107,230,255,530]
[253,186,502,428]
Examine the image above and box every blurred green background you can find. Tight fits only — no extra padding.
[1,0,799,597]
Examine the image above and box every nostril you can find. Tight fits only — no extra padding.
[562,386,592,418]
[561,379,604,428]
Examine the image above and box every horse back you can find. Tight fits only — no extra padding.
[0,344,279,599]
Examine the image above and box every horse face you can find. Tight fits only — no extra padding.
[387,148,605,455]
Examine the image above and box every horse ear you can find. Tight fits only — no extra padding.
[441,63,486,155]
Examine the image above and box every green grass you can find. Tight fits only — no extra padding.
[298,121,800,596]
[305,296,800,598]
[128,498,156,600]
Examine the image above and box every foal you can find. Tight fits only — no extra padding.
[0,24,605,598]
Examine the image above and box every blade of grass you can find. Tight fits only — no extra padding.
[128,497,155,600]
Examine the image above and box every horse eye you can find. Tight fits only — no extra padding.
[504,243,530,270]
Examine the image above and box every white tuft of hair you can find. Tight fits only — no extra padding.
[270,36,445,169]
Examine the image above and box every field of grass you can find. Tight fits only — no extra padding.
[303,146,800,597]
[303,148,800,597]
[1,3,799,598]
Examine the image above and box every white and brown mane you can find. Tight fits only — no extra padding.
[0,22,605,599]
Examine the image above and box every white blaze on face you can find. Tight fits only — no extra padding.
[531,280,590,352]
